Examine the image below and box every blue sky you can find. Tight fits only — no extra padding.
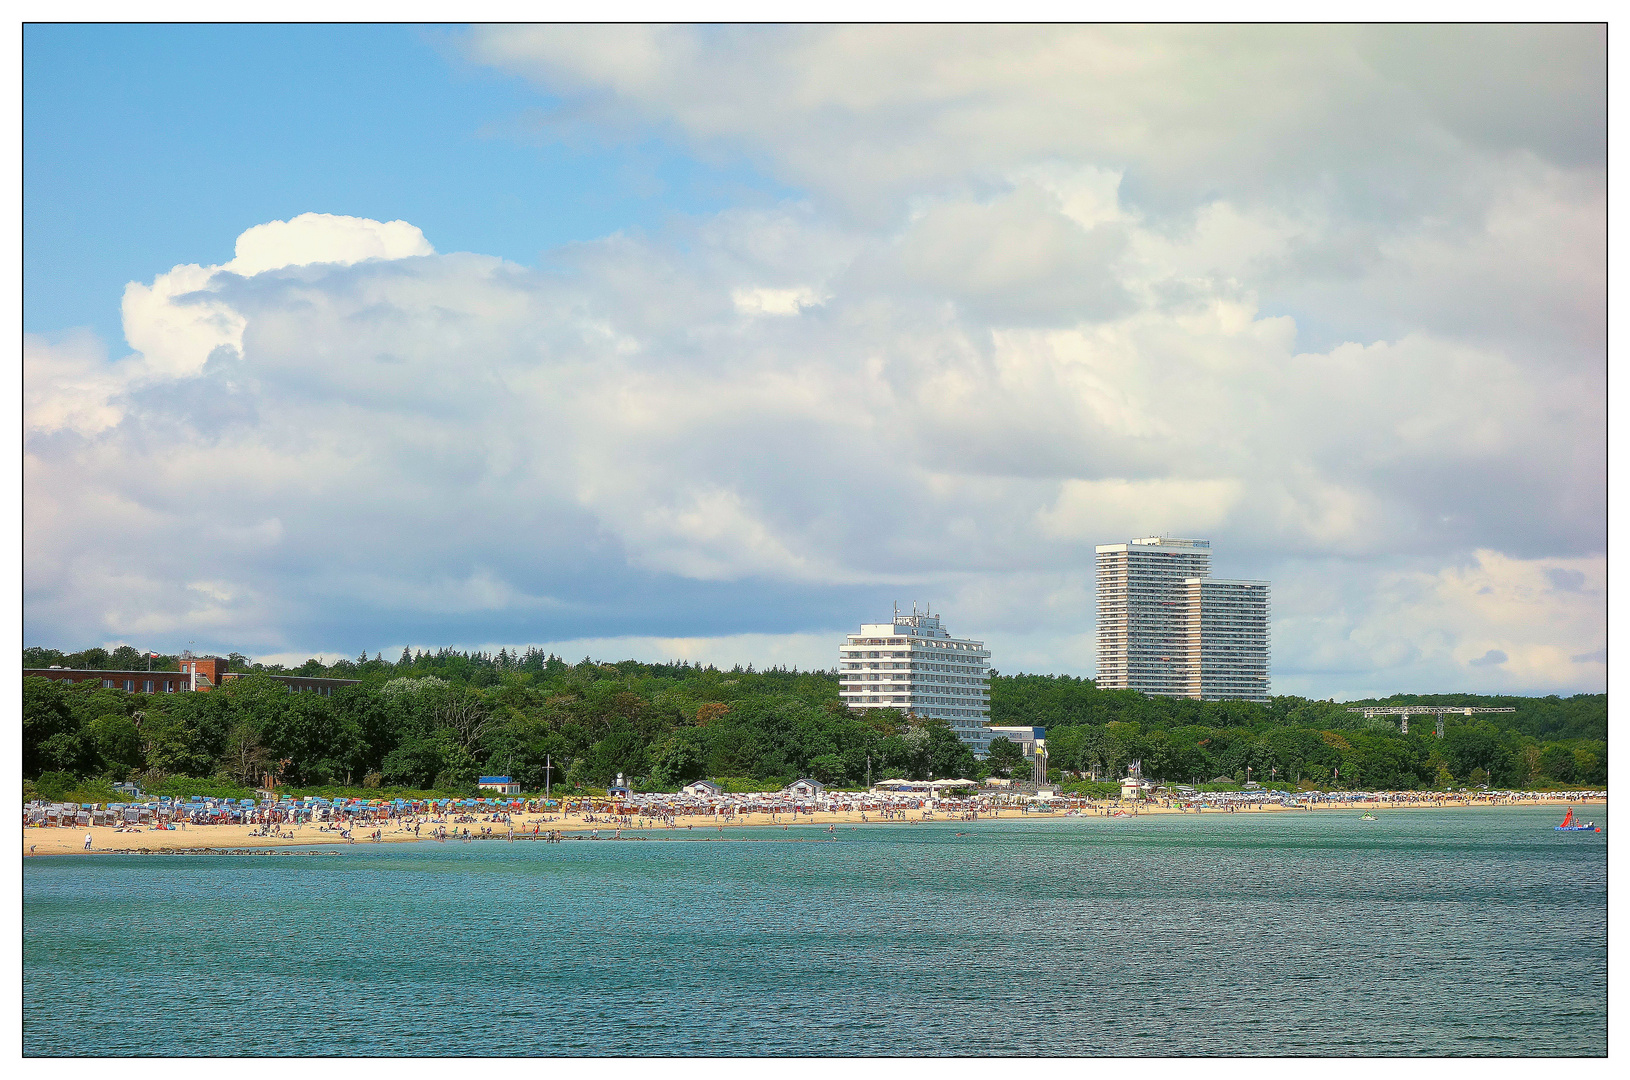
[23,25,1605,697]
[24,23,786,344]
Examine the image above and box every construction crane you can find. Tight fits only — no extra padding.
[1347,704,1516,738]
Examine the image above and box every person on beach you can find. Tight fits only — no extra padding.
[84,832,92,850]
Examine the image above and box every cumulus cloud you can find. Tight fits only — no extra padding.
[228,213,434,276]
[24,330,128,437]
[1273,550,1606,697]
[30,213,438,438]
[732,286,827,315]
[466,26,1602,214]
[23,29,1604,695]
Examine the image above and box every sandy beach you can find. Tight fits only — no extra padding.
[23,793,1606,855]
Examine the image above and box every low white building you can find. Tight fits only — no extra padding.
[986,725,1049,783]
[783,778,825,798]
[985,725,1044,759]
[681,780,723,798]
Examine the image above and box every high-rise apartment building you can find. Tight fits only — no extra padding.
[1095,537,1212,697]
[1182,577,1271,700]
[838,607,993,755]
[1095,537,1269,701]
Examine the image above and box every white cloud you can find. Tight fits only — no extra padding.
[465,26,1603,228]
[1272,551,1607,698]
[117,212,434,384]
[23,29,1604,696]
[23,195,1602,692]
[227,213,433,276]
[23,331,128,437]
[27,214,439,439]
[731,285,827,316]
[1036,479,1243,541]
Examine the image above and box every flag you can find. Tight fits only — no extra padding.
[149,652,161,658]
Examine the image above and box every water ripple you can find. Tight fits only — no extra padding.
[24,807,1605,1056]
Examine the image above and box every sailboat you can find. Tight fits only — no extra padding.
[1554,807,1599,832]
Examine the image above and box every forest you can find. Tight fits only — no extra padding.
[22,644,1608,798]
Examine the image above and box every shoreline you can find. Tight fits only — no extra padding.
[22,795,1606,856]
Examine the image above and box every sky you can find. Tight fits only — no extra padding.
[22,24,1606,699]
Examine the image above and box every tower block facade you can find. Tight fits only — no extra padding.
[1096,537,1269,702]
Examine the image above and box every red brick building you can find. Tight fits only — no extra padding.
[25,669,194,694]
[25,656,359,697]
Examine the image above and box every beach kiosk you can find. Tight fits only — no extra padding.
[681,780,723,798]
[478,776,521,795]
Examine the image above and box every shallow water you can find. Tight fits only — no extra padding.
[23,806,1606,1056]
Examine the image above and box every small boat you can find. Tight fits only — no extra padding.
[1360,813,1377,821]
[1554,807,1600,832]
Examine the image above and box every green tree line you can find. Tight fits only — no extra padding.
[22,647,1607,795]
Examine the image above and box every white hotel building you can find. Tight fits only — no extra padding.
[838,608,994,755]
[1095,537,1270,702]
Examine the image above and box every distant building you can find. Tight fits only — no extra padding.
[985,725,1045,762]
[181,655,228,690]
[681,780,723,798]
[839,606,993,755]
[782,778,825,798]
[985,725,1049,784]
[24,657,358,697]
[1182,577,1271,700]
[26,669,192,694]
[478,776,522,795]
[1095,537,1269,701]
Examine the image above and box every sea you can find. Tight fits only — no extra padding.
[23,805,1606,1057]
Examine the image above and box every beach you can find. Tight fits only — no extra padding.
[23,791,1606,855]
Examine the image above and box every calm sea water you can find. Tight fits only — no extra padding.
[24,806,1605,1056]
